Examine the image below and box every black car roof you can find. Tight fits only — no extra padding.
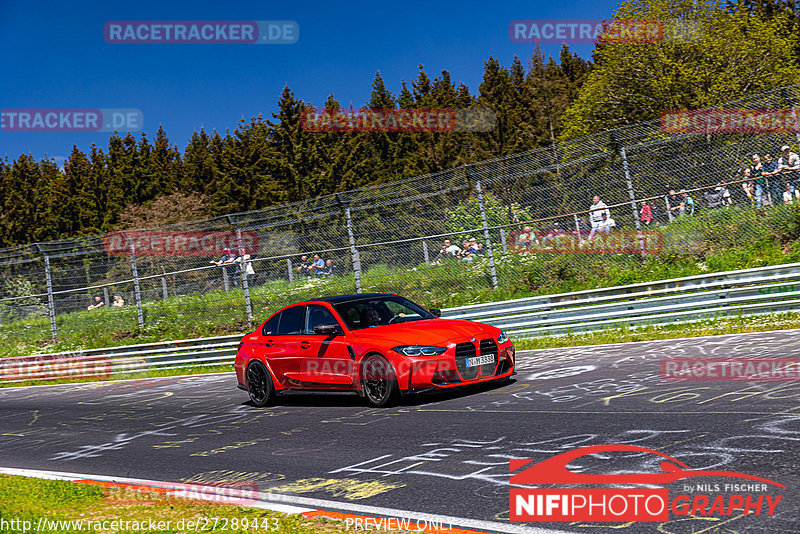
[314,293,393,304]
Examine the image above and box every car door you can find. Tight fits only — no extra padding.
[265,305,305,384]
[298,304,354,385]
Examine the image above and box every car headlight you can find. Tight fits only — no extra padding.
[497,331,510,344]
[392,345,447,356]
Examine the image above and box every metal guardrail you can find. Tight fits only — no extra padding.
[3,262,800,383]
[0,335,241,383]
[442,261,800,336]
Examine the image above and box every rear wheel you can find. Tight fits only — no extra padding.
[246,360,274,407]
[361,354,399,408]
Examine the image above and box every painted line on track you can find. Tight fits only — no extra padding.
[0,466,576,534]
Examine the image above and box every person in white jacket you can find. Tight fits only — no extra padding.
[588,196,611,240]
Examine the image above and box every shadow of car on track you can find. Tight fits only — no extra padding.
[240,378,517,409]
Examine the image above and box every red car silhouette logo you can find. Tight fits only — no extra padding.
[510,444,785,487]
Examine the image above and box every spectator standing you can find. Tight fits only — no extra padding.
[681,190,695,215]
[588,196,611,239]
[640,201,653,225]
[667,189,685,219]
[233,248,256,286]
[778,145,800,189]
[210,248,238,286]
[762,153,781,204]
[741,168,756,205]
[750,154,766,207]
[111,295,125,308]
[312,253,325,276]
[87,296,104,310]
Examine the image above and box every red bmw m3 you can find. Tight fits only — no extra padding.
[235,293,515,407]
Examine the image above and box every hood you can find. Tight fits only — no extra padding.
[350,318,499,345]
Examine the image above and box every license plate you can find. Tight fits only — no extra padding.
[466,354,496,367]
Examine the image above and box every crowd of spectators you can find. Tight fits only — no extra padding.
[737,145,800,208]
[296,253,336,278]
[434,237,486,264]
[211,247,256,286]
[87,294,124,311]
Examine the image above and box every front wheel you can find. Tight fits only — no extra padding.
[361,354,399,408]
[246,360,275,407]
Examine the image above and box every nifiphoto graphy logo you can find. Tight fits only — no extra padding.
[509,444,785,522]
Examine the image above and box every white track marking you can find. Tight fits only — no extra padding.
[0,466,575,534]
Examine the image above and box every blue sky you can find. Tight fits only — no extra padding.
[0,0,622,164]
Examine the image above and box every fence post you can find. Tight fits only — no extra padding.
[574,214,583,243]
[665,196,674,223]
[229,216,253,330]
[499,228,507,253]
[161,277,168,300]
[287,258,294,283]
[222,268,230,292]
[35,244,57,342]
[122,233,144,330]
[422,240,430,265]
[103,287,110,309]
[468,166,498,289]
[611,133,646,259]
[337,194,362,293]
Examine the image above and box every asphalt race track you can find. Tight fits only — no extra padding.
[2,330,800,533]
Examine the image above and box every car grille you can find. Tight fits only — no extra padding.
[479,338,499,376]
[454,342,479,380]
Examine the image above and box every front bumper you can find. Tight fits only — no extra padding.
[402,342,515,390]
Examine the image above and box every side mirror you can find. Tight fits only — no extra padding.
[429,308,442,318]
[314,324,342,336]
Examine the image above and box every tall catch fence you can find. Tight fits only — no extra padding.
[2,85,800,344]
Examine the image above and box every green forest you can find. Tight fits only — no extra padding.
[1,0,799,247]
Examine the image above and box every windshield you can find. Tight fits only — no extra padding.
[332,295,434,330]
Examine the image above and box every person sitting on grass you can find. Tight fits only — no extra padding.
[322,259,336,277]
[87,296,104,310]
[296,255,313,277]
[112,295,125,308]
[516,226,538,250]
[598,212,616,234]
[312,253,326,276]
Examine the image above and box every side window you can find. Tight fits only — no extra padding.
[277,305,305,335]
[306,305,340,334]
[262,313,281,336]
[342,304,362,329]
